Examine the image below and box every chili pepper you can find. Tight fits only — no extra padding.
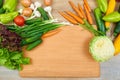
[94,7,106,34]
[103,12,120,22]
[97,0,107,13]
[3,0,17,12]
[114,6,120,37]
[105,0,116,29]
[0,12,18,24]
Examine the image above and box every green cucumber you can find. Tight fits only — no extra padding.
[37,7,49,20]
[21,33,43,46]
[94,8,106,34]
[26,39,42,51]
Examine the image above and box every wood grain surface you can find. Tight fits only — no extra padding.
[20,26,100,77]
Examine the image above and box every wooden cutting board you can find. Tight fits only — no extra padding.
[20,26,100,77]
[20,0,100,77]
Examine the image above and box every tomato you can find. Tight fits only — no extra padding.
[14,15,25,26]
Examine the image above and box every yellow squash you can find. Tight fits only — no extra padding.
[114,34,120,55]
[105,0,116,29]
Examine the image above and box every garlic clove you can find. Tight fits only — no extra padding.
[34,11,41,17]
[30,3,35,10]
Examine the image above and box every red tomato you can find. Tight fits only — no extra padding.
[14,15,25,26]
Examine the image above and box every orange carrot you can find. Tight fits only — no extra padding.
[78,3,87,19]
[65,11,84,24]
[68,1,83,18]
[84,4,93,24]
[42,28,62,38]
[83,0,91,12]
[59,11,78,24]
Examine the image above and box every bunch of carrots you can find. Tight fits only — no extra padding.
[59,0,93,25]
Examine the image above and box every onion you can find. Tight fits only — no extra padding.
[21,0,32,7]
[22,8,33,17]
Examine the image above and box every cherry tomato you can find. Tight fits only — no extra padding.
[14,15,25,26]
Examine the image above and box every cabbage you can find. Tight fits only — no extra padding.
[89,36,115,62]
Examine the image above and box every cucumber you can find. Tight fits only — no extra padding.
[94,8,106,34]
[37,7,49,20]
[89,36,115,62]
[114,22,120,36]
[26,39,42,51]
[21,33,43,46]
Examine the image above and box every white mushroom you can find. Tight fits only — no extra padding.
[44,6,53,19]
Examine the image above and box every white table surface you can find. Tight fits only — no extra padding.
[0,55,120,80]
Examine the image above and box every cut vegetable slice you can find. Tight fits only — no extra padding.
[89,36,115,62]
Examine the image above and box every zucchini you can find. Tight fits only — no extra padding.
[89,36,115,62]
[94,8,106,34]
[37,7,49,20]
[26,39,42,51]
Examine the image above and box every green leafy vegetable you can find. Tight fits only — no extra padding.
[0,48,30,70]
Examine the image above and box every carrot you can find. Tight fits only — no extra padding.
[68,1,84,18]
[84,4,93,24]
[78,3,87,19]
[44,0,52,6]
[83,0,91,12]
[59,11,78,24]
[42,28,62,38]
[65,11,84,24]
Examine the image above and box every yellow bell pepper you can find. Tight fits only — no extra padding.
[105,0,116,29]
[114,34,120,55]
